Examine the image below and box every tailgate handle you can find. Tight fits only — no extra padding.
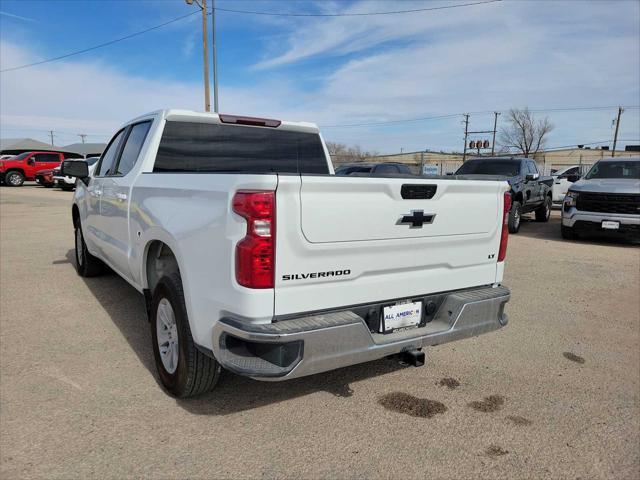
[401,184,437,199]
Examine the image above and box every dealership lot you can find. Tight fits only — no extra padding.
[1,186,638,479]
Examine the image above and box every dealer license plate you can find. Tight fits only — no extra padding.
[601,220,620,230]
[381,301,422,333]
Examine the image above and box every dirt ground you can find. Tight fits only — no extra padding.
[1,185,638,479]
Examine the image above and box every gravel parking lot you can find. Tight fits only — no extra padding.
[1,185,638,479]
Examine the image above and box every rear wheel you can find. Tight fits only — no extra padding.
[151,272,221,398]
[74,221,105,276]
[6,171,24,187]
[535,196,552,222]
[508,201,522,233]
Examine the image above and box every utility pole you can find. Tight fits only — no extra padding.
[78,134,87,144]
[49,130,54,146]
[612,106,623,157]
[491,111,500,155]
[186,0,211,112]
[462,114,470,162]
[211,0,219,112]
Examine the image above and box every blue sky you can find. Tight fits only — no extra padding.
[1,0,639,154]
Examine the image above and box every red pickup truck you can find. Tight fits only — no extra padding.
[0,151,67,187]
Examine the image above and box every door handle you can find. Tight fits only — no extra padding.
[116,193,127,202]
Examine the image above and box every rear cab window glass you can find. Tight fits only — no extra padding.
[116,121,152,176]
[97,129,125,177]
[154,121,329,174]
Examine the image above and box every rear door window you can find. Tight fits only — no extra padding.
[154,121,329,174]
[115,121,152,176]
[34,153,60,163]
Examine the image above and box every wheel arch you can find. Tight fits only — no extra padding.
[143,239,183,295]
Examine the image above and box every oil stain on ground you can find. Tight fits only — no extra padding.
[506,415,533,426]
[438,377,461,390]
[486,445,509,457]
[468,395,505,412]
[563,352,585,364]
[378,392,447,418]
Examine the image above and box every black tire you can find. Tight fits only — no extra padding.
[151,272,221,398]
[535,196,552,222]
[6,171,24,187]
[74,221,105,277]
[508,200,522,233]
[561,225,577,240]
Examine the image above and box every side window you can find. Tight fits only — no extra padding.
[565,167,578,176]
[115,121,152,176]
[34,153,60,163]
[96,129,125,177]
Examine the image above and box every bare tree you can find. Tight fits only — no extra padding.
[499,108,553,157]
[326,141,377,162]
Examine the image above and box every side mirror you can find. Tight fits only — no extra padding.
[567,174,580,183]
[525,173,539,181]
[27,158,35,165]
[61,160,89,178]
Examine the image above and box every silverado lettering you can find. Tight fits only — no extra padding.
[282,269,351,281]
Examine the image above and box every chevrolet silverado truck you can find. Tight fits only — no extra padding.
[455,157,553,233]
[562,157,639,240]
[62,109,512,398]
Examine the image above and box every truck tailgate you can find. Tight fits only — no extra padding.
[274,175,509,316]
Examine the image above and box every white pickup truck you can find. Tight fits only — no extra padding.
[63,109,512,398]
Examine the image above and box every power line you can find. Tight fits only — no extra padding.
[0,11,200,73]
[215,0,502,17]
[320,105,640,128]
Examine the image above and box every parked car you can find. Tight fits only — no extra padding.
[561,157,639,241]
[0,151,66,187]
[35,169,55,187]
[0,154,15,160]
[63,109,512,398]
[551,165,581,204]
[53,157,100,191]
[335,162,413,175]
[454,157,554,233]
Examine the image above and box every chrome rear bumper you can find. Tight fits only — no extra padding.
[212,285,510,381]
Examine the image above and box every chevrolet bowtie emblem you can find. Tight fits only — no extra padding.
[397,210,436,228]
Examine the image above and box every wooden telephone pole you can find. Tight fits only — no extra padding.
[612,107,624,157]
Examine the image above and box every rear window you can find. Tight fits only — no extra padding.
[154,121,329,174]
[455,159,521,176]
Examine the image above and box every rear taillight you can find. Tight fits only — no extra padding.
[498,191,511,262]
[233,191,275,289]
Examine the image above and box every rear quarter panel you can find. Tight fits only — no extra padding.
[129,173,278,350]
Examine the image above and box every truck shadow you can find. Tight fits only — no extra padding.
[60,249,407,415]
[516,213,638,248]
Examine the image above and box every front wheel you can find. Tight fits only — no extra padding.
[6,171,24,187]
[508,201,522,233]
[151,273,221,398]
[535,196,552,222]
